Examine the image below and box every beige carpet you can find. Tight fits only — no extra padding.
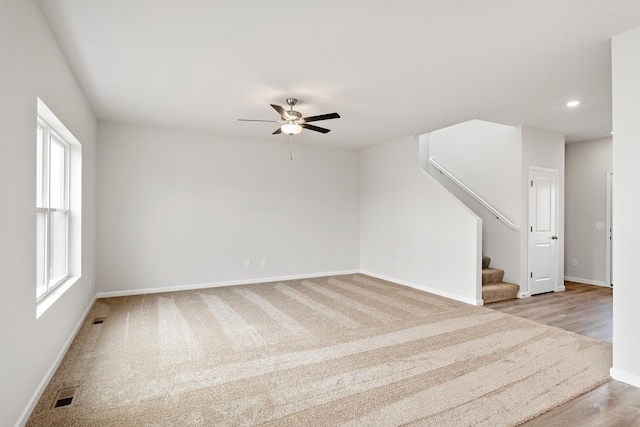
[27,274,612,426]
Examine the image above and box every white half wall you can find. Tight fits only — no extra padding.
[564,138,612,285]
[0,1,98,425]
[97,122,360,293]
[360,135,482,305]
[611,26,640,389]
[427,120,521,284]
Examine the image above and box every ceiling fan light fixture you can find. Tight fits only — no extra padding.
[239,98,338,142]
[281,122,303,135]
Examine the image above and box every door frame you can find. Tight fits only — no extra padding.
[606,170,613,287]
[528,166,563,294]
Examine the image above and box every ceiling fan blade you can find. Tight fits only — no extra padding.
[302,112,340,123]
[272,128,282,135]
[270,104,286,119]
[302,123,331,134]
[238,119,281,123]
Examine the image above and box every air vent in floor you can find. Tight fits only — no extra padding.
[92,317,105,325]
[52,387,79,409]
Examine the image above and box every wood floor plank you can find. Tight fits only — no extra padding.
[487,282,640,426]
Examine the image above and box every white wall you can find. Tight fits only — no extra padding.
[564,138,612,286]
[427,120,521,283]
[520,126,565,295]
[429,120,521,221]
[360,135,482,305]
[418,133,430,170]
[0,1,98,425]
[611,26,640,388]
[97,122,360,294]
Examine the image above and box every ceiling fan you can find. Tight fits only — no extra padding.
[238,98,340,136]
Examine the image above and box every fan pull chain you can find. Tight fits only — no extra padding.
[289,134,293,160]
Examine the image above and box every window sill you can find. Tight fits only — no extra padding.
[36,276,80,319]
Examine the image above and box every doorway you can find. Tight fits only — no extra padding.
[606,171,613,287]
[528,167,560,295]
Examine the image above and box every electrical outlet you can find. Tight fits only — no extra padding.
[571,259,578,267]
[261,259,267,267]
[245,260,251,268]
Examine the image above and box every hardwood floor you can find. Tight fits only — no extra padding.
[487,282,640,426]
[488,281,612,342]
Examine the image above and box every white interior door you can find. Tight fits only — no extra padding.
[606,171,613,287]
[529,167,558,295]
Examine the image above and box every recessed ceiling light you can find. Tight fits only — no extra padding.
[566,100,581,107]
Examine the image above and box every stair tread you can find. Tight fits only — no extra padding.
[481,268,505,285]
[482,282,520,304]
[480,258,518,303]
[482,256,491,269]
[482,281,519,289]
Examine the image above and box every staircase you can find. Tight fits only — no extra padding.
[482,256,519,304]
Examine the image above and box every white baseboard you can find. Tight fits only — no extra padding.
[96,270,361,299]
[15,294,97,427]
[518,292,531,298]
[564,276,610,288]
[610,367,640,389]
[94,270,483,306]
[360,270,483,306]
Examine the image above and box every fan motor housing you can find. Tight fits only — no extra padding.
[238,98,339,136]
[286,110,302,120]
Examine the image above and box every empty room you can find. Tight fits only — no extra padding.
[3,1,640,426]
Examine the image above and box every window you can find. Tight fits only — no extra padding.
[36,117,70,299]
[35,98,82,315]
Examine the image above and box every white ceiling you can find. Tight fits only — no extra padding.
[37,0,640,149]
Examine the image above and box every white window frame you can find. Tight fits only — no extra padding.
[36,98,82,318]
[36,117,71,301]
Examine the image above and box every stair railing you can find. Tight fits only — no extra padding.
[429,157,520,231]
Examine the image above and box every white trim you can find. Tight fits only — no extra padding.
[96,270,361,299]
[36,276,80,318]
[564,276,610,288]
[360,270,483,306]
[605,171,613,287]
[36,98,81,147]
[36,98,82,311]
[610,367,640,389]
[15,294,96,427]
[97,269,484,306]
[429,157,520,230]
[475,219,484,304]
[528,166,560,296]
[518,292,531,298]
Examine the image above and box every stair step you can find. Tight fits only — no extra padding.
[482,282,520,304]
[482,268,504,285]
[482,256,491,269]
